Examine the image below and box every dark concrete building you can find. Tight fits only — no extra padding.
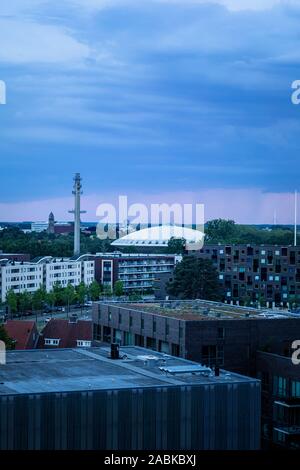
[196,244,300,307]
[92,300,300,376]
[0,347,260,450]
[256,350,300,449]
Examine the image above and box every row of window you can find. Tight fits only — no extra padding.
[44,339,92,347]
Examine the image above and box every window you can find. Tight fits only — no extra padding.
[273,376,287,397]
[141,318,144,330]
[77,340,92,347]
[45,338,60,346]
[153,319,156,333]
[292,381,300,398]
[273,430,286,445]
[129,316,133,327]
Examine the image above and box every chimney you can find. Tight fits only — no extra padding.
[69,313,78,324]
[110,343,120,360]
[214,366,220,377]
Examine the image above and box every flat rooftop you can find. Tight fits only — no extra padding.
[0,346,257,396]
[104,300,299,321]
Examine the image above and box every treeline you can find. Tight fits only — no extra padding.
[205,219,298,246]
[0,221,298,260]
[0,228,112,258]
[4,281,102,314]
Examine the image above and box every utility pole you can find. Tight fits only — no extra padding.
[294,190,298,247]
[69,173,86,256]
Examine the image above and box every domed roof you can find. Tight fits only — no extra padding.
[111,225,204,250]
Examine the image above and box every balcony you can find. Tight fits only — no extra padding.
[274,426,300,435]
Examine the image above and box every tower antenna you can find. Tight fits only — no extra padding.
[69,173,86,256]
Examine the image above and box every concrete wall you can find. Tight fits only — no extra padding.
[0,382,261,450]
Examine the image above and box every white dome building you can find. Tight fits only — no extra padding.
[111,225,204,250]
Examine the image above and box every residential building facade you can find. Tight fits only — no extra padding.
[196,244,300,307]
[0,256,95,302]
[256,350,300,449]
[38,317,92,349]
[94,252,180,293]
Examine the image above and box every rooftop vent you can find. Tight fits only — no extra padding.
[69,313,78,324]
[110,343,120,360]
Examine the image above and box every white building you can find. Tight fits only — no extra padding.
[0,263,43,302]
[31,221,48,233]
[45,259,82,292]
[0,256,95,302]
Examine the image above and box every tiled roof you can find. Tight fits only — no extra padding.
[4,320,37,350]
[38,319,92,349]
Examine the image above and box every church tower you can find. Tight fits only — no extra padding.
[48,212,55,234]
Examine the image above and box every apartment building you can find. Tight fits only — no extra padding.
[0,256,95,301]
[0,261,44,302]
[256,351,300,449]
[94,252,180,293]
[92,300,300,376]
[197,244,300,307]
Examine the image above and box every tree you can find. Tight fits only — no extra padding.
[205,219,237,243]
[89,281,101,301]
[62,284,76,313]
[46,290,57,311]
[167,237,186,255]
[167,256,221,300]
[76,282,87,314]
[18,291,32,316]
[6,290,18,317]
[32,286,46,318]
[0,324,15,350]
[114,280,124,297]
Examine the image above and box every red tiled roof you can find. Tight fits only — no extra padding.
[4,320,37,350]
[38,319,92,349]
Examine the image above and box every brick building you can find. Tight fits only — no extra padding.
[38,317,92,349]
[92,300,300,376]
[256,350,300,449]
[196,244,300,307]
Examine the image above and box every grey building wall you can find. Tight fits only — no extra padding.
[92,303,300,375]
[0,382,261,450]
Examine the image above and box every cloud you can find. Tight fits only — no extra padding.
[68,0,295,13]
[0,19,91,64]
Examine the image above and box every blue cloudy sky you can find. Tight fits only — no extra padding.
[1,0,300,223]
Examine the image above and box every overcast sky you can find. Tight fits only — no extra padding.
[1,0,300,223]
